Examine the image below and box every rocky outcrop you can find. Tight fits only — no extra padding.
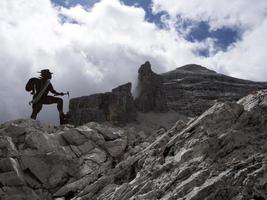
[69,62,267,126]
[2,90,267,200]
[134,62,266,117]
[69,83,137,126]
[135,61,168,112]
[0,119,140,200]
[162,64,267,116]
[110,83,137,125]
[74,90,267,200]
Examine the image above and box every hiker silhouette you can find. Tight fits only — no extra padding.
[25,69,68,124]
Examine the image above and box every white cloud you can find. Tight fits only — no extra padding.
[204,18,267,81]
[0,0,199,123]
[152,0,267,30]
[152,0,267,81]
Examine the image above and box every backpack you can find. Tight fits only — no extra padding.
[25,78,39,94]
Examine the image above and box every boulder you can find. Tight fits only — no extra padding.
[83,148,107,164]
[23,129,61,153]
[0,136,18,157]
[19,154,73,189]
[76,125,105,145]
[94,124,121,141]
[105,138,127,158]
[0,158,25,186]
[61,129,88,146]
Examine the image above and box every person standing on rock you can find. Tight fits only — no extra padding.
[25,69,67,124]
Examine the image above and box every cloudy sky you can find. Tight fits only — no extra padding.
[0,0,267,124]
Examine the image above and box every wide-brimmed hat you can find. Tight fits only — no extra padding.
[38,69,53,76]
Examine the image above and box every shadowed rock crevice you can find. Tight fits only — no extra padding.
[64,191,76,200]
[23,168,43,188]
[114,161,139,185]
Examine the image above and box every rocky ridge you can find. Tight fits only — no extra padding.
[0,119,148,199]
[69,62,267,126]
[162,64,267,116]
[69,83,137,126]
[1,90,267,199]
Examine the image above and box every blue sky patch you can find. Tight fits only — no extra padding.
[186,21,240,51]
[194,48,210,57]
[51,0,100,8]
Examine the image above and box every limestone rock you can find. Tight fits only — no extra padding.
[105,138,127,158]
[61,129,88,146]
[0,136,18,157]
[238,89,267,112]
[135,61,168,112]
[76,125,105,145]
[2,89,267,199]
[94,123,122,141]
[71,91,267,200]
[109,83,137,125]
[0,119,133,199]
[23,129,62,153]
[0,158,25,186]
[67,62,266,127]
[69,83,137,126]
[83,148,107,164]
[162,64,267,117]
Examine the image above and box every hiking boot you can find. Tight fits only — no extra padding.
[59,112,67,125]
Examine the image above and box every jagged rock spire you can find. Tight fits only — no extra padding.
[135,61,168,112]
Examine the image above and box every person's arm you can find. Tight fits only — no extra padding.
[49,84,64,96]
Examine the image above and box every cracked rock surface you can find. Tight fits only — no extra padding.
[1,91,267,200]
[0,121,138,200]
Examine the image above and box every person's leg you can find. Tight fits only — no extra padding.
[56,98,63,114]
[43,96,65,124]
[31,103,43,119]
[42,96,64,114]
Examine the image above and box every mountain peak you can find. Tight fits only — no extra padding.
[175,64,217,74]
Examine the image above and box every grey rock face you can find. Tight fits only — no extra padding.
[69,93,106,126]
[109,83,137,125]
[69,82,137,126]
[75,90,267,200]
[0,119,134,200]
[68,62,266,127]
[135,61,168,112]
[162,64,267,116]
[1,91,267,200]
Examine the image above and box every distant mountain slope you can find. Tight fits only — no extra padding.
[161,64,267,116]
[68,62,267,126]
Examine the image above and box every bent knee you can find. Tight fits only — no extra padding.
[56,98,63,104]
